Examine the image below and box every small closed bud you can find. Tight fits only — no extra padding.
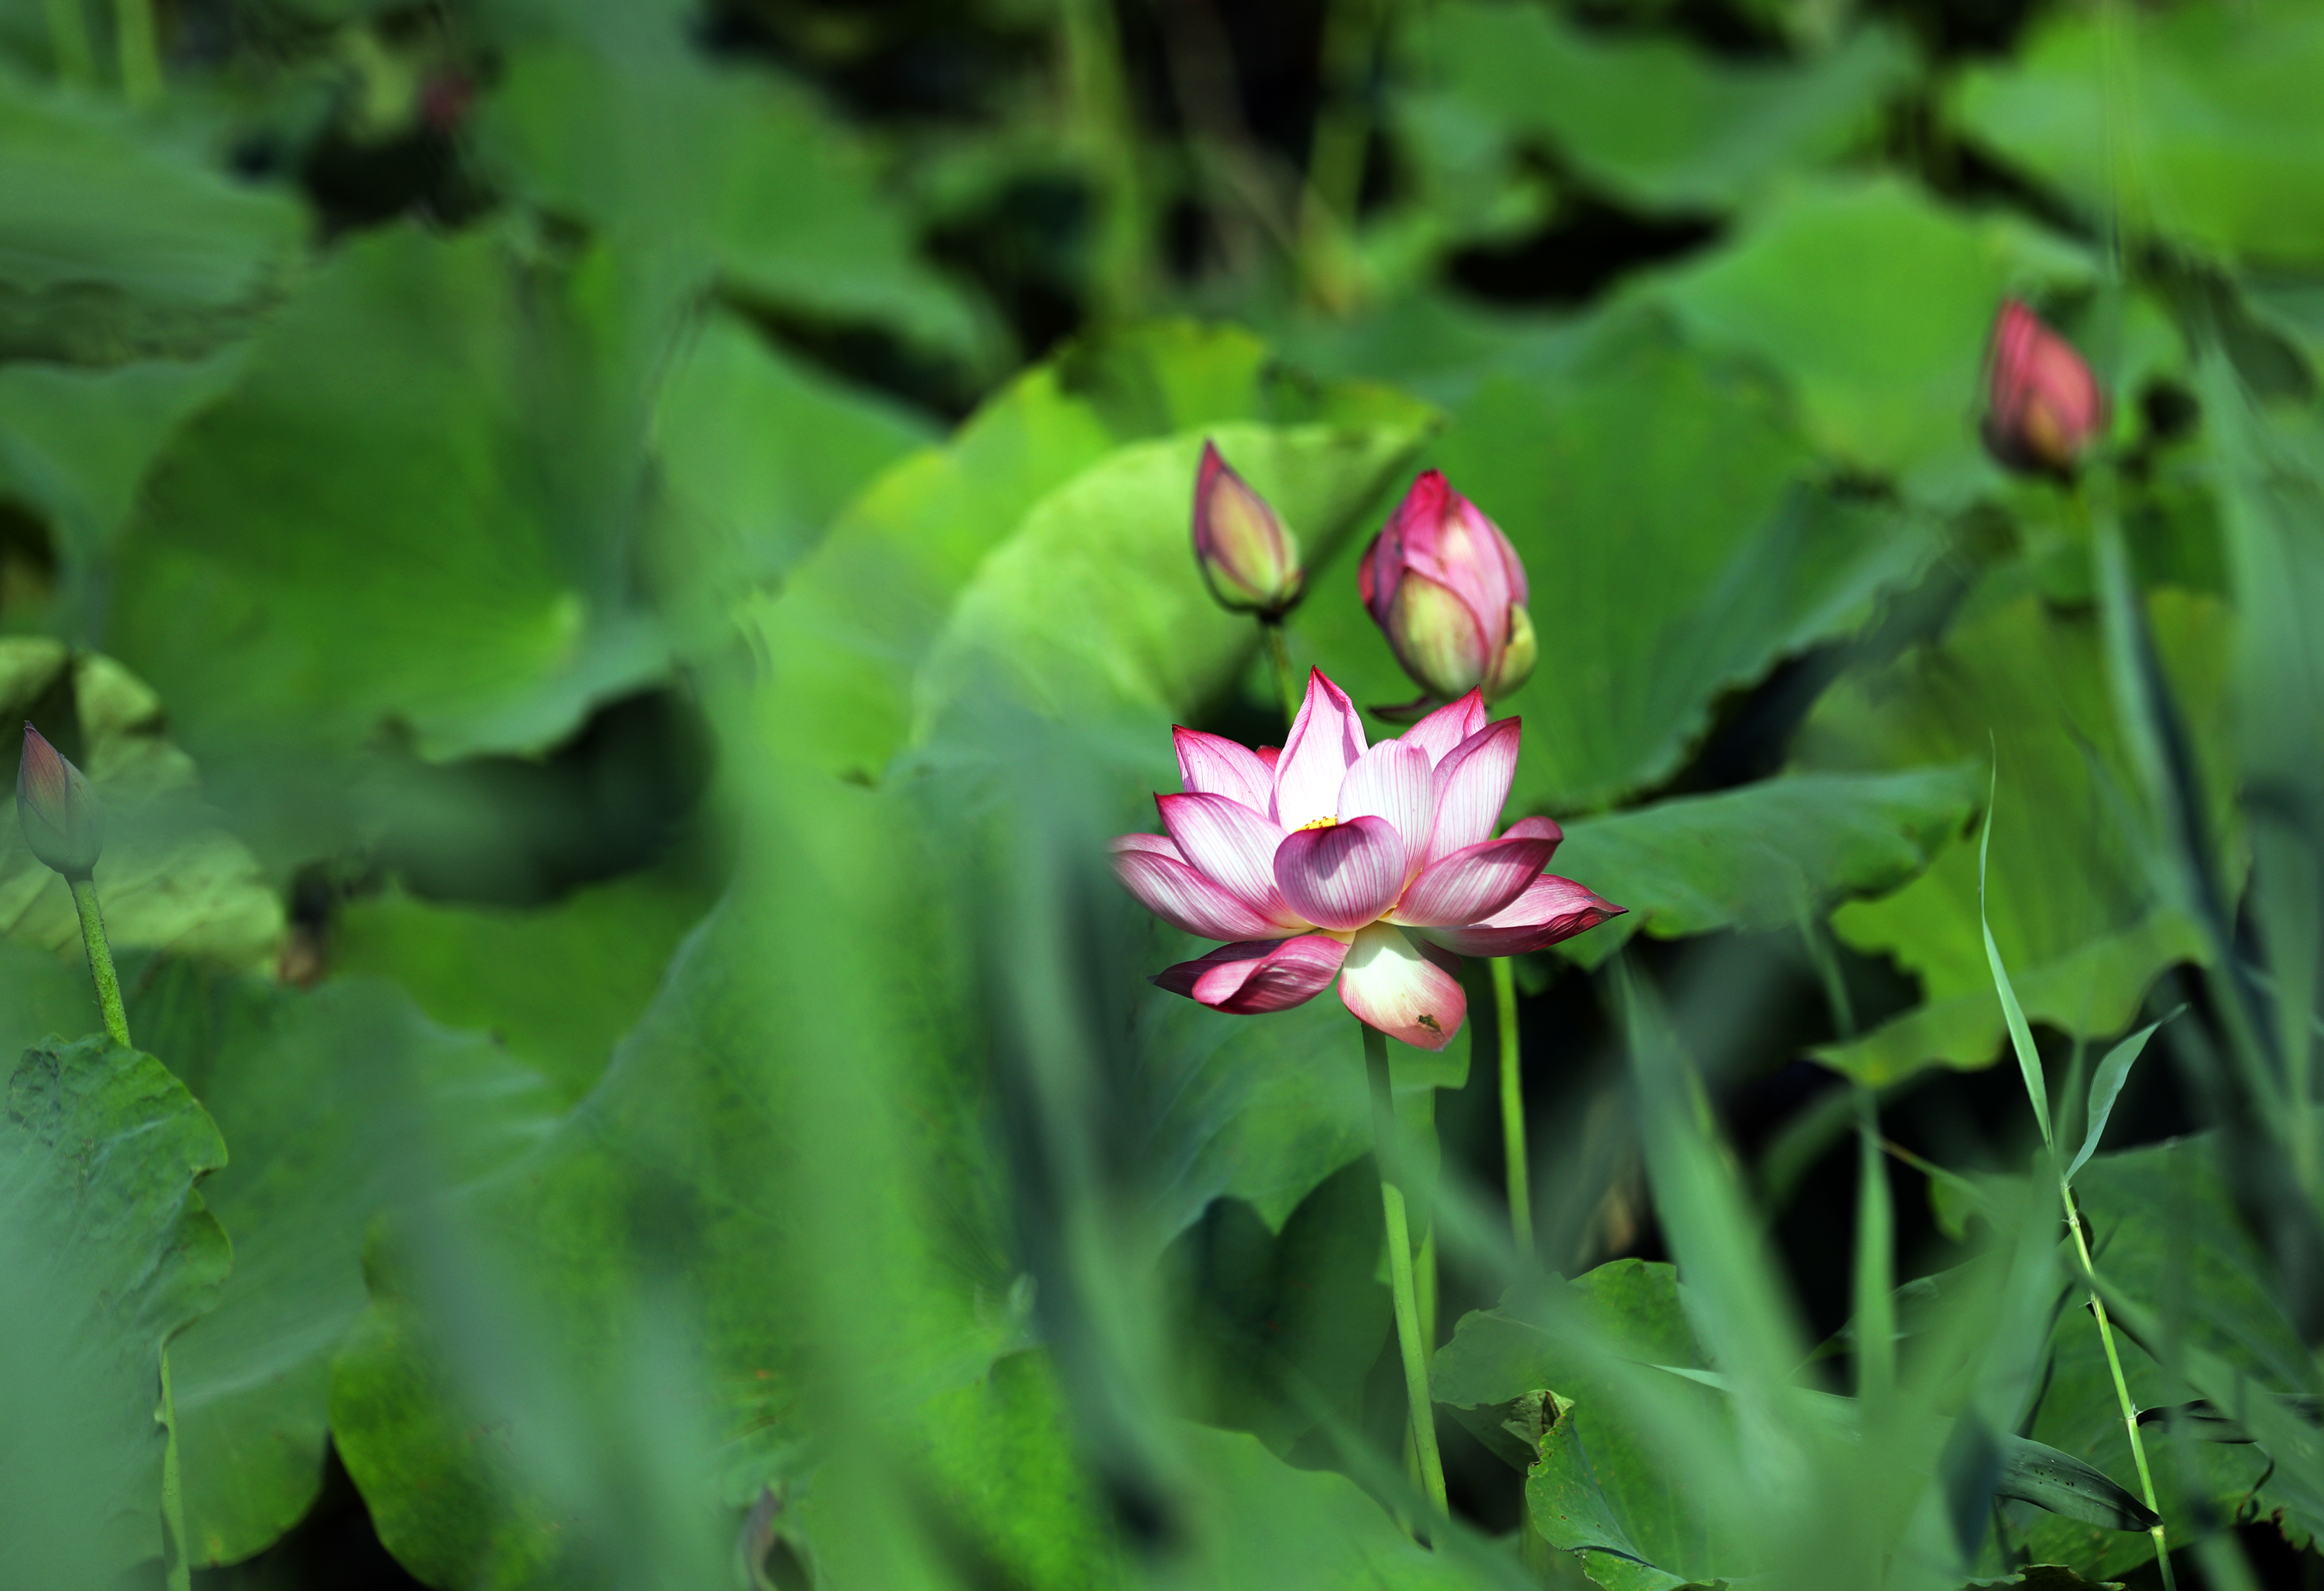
[419,69,476,138]
[17,723,101,879]
[1982,297,2106,476]
[1193,441,1304,618]
[1360,471,1535,709]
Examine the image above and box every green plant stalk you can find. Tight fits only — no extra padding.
[1979,769,2172,1584]
[1491,956,1533,1254]
[1364,1022,1449,1526]
[1056,0,1147,318]
[1297,0,1380,310]
[1399,1093,1441,1501]
[111,0,160,105]
[70,877,129,1049]
[160,1348,187,1591]
[71,876,189,1591]
[43,0,95,85]
[1851,1090,1895,1414]
[1415,1224,1436,1355]
[2061,1178,2173,1588]
[1260,620,1303,730]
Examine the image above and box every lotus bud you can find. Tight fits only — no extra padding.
[1192,441,1304,618]
[17,723,101,879]
[1982,297,2106,476]
[1359,470,1535,707]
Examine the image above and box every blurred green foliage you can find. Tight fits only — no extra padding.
[0,0,2319,1586]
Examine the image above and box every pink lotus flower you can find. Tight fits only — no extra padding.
[1360,471,1537,712]
[1982,298,2105,475]
[1112,671,1622,1050]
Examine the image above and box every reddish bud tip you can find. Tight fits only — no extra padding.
[1192,441,1304,617]
[16,723,100,878]
[1363,472,1535,703]
[1982,298,2106,475]
[419,70,476,138]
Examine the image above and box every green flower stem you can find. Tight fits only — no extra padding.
[1491,957,1532,1255]
[1260,619,1303,730]
[111,0,160,105]
[2062,1180,2173,1589]
[43,0,95,86]
[70,875,188,1591]
[1364,1022,1449,1527]
[160,1347,187,1591]
[1415,1225,1436,1355]
[70,876,129,1048]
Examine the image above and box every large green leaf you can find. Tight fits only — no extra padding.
[1802,590,2235,1084]
[1546,768,1982,968]
[328,860,1014,1586]
[0,349,242,635]
[872,1348,1117,1588]
[0,67,304,363]
[1409,3,1910,215]
[649,307,937,624]
[1955,2,2324,269]
[1167,1422,1479,1589]
[1294,313,1942,813]
[797,1354,1473,1590]
[331,868,717,1105]
[1165,1159,1390,1454]
[0,1033,230,1582]
[1649,177,2089,490]
[918,419,1431,731]
[1432,1259,1755,1589]
[130,966,563,1567]
[1138,933,1468,1239]
[748,321,1438,782]
[480,40,988,363]
[0,643,282,971]
[111,226,668,777]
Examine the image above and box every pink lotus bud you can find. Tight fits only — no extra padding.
[1359,471,1535,704]
[1982,298,2105,475]
[419,69,476,138]
[1192,441,1304,617]
[17,723,101,878]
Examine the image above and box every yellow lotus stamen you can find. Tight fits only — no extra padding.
[1297,815,1338,831]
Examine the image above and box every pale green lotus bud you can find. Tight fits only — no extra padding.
[18,722,101,879]
[1192,440,1305,618]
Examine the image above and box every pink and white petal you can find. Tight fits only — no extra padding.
[1425,717,1521,865]
[1173,726,1274,812]
[1112,849,1289,941]
[1272,670,1367,830]
[1433,495,1519,651]
[1411,875,1625,957]
[1151,934,1349,1015]
[1500,815,1563,861]
[1157,792,1305,926]
[1337,923,1466,1050]
[1392,834,1559,927]
[1336,741,1437,878]
[1492,517,1530,609]
[1415,937,1463,979]
[1111,832,1184,861]
[1254,745,1281,772]
[1398,690,1487,766]
[1274,816,1407,932]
